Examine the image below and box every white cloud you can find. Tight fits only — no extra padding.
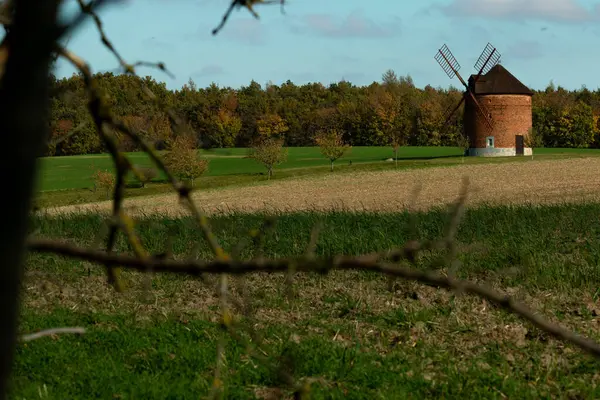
[220,18,267,45]
[193,64,225,77]
[505,40,544,59]
[291,9,401,39]
[440,0,599,22]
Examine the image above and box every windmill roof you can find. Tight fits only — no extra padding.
[468,64,533,95]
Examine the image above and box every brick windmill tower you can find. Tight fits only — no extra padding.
[435,43,534,157]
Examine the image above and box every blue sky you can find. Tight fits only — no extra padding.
[55,0,600,91]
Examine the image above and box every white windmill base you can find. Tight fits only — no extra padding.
[467,147,533,157]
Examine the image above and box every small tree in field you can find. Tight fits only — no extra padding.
[162,135,209,187]
[92,169,115,198]
[250,137,288,180]
[134,165,158,188]
[315,128,351,172]
[524,127,544,160]
[390,129,405,168]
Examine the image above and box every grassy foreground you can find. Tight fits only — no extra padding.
[12,203,600,398]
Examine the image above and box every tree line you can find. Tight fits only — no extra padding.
[47,69,600,156]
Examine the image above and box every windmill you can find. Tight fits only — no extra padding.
[434,42,501,132]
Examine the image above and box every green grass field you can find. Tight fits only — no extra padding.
[34,146,600,208]
[13,204,600,398]
[36,146,462,191]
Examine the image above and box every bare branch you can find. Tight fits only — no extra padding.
[26,237,600,359]
[212,0,286,35]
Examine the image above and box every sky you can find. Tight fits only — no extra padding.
[54,0,600,92]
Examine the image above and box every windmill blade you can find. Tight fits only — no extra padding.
[466,90,494,131]
[472,42,501,83]
[441,96,465,129]
[434,44,469,89]
[441,91,494,132]
[435,44,460,79]
[436,43,494,132]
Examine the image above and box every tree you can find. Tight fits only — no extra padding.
[381,69,399,86]
[370,86,410,166]
[162,135,209,187]
[539,101,595,148]
[249,137,288,180]
[0,1,63,392]
[315,128,350,171]
[389,126,408,168]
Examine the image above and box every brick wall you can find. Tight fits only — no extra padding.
[465,94,532,148]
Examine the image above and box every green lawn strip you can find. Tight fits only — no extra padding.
[37,145,598,193]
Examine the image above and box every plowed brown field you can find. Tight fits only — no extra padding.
[43,158,600,217]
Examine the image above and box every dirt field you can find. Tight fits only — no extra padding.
[43,158,600,216]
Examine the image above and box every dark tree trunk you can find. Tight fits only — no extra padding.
[0,1,60,397]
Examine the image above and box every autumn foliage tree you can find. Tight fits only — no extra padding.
[162,135,209,187]
[210,107,242,148]
[371,87,398,147]
[256,113,288,139]
[249,113,289,179]
[202,91,242,148]
[249,138,288,180]
[371,86,408,167]
[315,128,351,171]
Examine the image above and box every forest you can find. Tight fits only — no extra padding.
[47,68,600,156]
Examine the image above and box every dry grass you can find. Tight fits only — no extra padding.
[43,158,600,217]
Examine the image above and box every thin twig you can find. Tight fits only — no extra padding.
[19,327,86,342]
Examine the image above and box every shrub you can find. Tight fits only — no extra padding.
[249,137,288,180]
